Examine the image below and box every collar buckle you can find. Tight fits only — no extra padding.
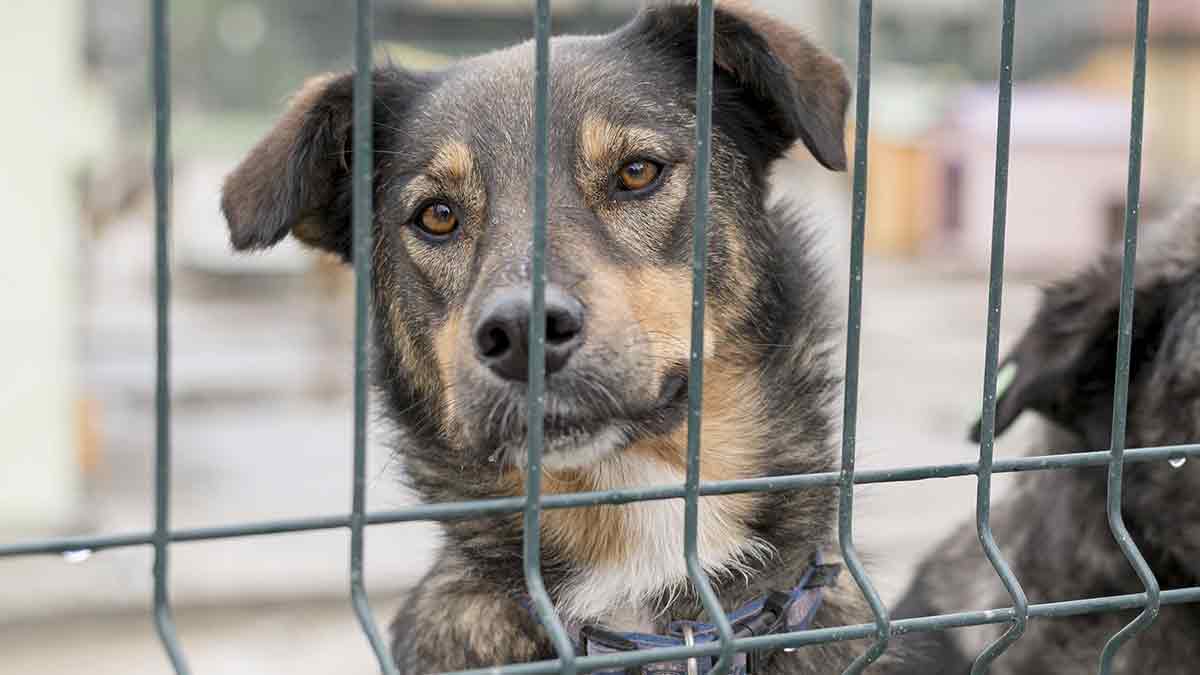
[578,625,642,675]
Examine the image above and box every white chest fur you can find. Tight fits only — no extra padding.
[554,454,773,627]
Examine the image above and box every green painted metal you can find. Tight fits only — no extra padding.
[1099,1,1160,673]
[0,1,1191,674]
[348,1,400,673]
[524,1,578,673]
[151,0,190,672]
[685,2,735,674]
[839,2,890,672]
[970,1,1029,672]
[440,587,1200,675]
[3,443,1199,559]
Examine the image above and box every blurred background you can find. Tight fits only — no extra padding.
[1,1,1197,673]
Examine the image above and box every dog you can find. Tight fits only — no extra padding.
[889,198,1200,674]
[219,2,884,672]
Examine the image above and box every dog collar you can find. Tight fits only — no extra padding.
[520,555,842,675]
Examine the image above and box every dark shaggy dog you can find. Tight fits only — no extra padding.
[221,2,881,672]
[889,198,1200,674]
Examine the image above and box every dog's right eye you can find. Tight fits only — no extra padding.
[414,201,459,238]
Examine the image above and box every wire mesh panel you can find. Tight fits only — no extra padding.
[3,0,1200,674]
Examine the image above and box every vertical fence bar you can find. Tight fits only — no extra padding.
[150,1,190,672]
[348,2,398,673]
[838,1,889,672]
[969,2,1029,672]
[1098,1,1159,672]
[524,2,577,673]
[684,2,734,674]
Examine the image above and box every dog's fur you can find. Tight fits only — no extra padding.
[889,198,1200,674]
[219,2,883,672]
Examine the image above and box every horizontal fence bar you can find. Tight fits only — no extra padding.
[438,587,1200,675]
[4,443,1198,558]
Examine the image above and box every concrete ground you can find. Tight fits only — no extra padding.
[0,164,1049,674]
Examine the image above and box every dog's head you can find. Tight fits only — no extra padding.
[971,206,1200,453]
[221,2,849,470]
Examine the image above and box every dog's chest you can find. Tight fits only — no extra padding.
[554,455,771,626]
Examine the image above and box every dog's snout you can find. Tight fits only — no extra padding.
[474,286,584,381]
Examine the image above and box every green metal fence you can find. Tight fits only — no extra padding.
[4,0,1200,674]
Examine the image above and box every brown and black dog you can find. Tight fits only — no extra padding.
[221,2,882,672]
[891,198,1200,674]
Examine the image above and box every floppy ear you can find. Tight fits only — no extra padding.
[221,68,424,260]
[968,265,1171,450]
[221,73,356,258]
[623,0,851,170]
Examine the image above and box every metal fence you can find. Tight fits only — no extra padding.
[4,1,1200,674]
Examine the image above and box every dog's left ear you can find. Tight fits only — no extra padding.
[622,0,851,170]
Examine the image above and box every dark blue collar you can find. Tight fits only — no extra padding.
[521,555,842,675]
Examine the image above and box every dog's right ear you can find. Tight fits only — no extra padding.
[221,69,423,261]
[221,73,355,258]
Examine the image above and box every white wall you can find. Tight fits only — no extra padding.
[0,0,93,532]
[952,144,1129,277]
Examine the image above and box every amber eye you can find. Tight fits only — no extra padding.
[617,160,661,192]
[416,202,458,237]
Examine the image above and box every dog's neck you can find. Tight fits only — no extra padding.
[543,451,775,627]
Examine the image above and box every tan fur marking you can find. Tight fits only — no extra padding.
[433,310,465,440]
[716,224,757,333]
[543,473,631,565]
[394,141,486,236]
[576,114,693,254]
[625,266,717,365]
[579,115,667,173]
[495,468,630,565]
[395,164,480,302]
[429,141,476,183]
[384,297,438,397]
[631,361,767,485]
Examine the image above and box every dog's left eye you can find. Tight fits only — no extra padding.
[616,160,662,193]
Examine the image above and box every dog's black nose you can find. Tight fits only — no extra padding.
[474,286,584,381]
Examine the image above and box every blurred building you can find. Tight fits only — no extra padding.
[2,1,116,534]
[828,0,1100,82]
[72,0,1199,275]
[843,70,955,258]
[857,0,1198,272]
[927,86,1135,277]
[1069,0,1200,200]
